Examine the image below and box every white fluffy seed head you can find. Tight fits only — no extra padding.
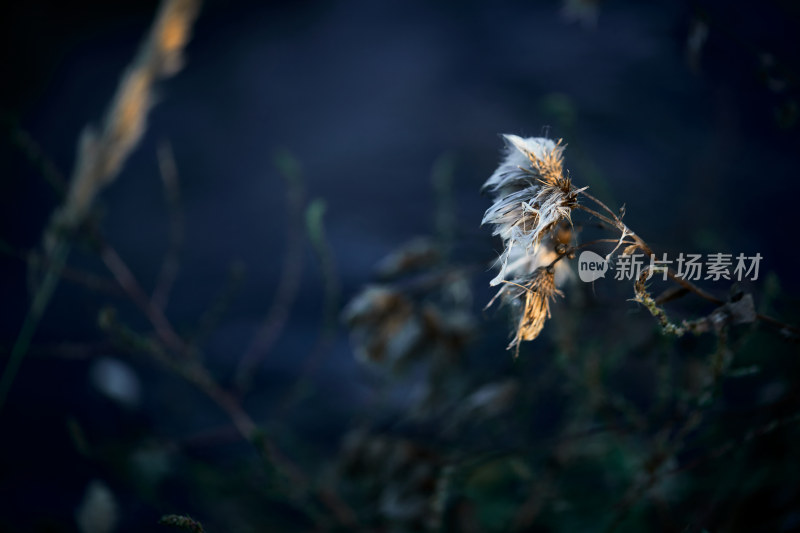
[482,135,561,194]
[482,134,575,347]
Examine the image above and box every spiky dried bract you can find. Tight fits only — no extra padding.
[510,267,563,353]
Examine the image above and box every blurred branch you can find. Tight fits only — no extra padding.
[0,0,201,414]
[305,199,340,334]
[0,239,120,295]
[576,189,800,338]
[152,140,184,311]
[98,236,191,357]
[307,198,341,349]
[277,198,340,411]
[3,4,357,527]
[99,308,357,528]
[669,411,800,478]
[14,341,112,360]
[9,126,68,196]
[235,150,306,394]
[190,261,246,346]
[432,152,457,260]
[0,240,68,412]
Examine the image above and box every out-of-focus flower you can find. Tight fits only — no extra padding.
[76,480,118,533]
[90,357,141,409]
[343,234,476,372]
[338,429,443,531]
[342,285,475,370]
[343,237,476,418]
[375,237,441,280]
[342,286,423,368]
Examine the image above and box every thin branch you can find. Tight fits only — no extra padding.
[576,238,638,249]
[578,189,623,222]
[190,261,246,346]
[575,189,799,337]
[573,204,622,233]
[0,241,69,412]
[14,341,113,360]
[235,150,306,394]
[432,152,457,260]
[276,199,341,412]
[99,241,189,357]
[665,269,723,306]
[152,140,184,311]
[0,240,120,295]
[99,311,357,528]
[10,127,68,196]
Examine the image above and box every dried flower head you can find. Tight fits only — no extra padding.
[375,237,441,280]
[342,284,474,372]
[342,286,422,367]
[482,135,576,352]
[338,429,443,530]
[482,135,581,286]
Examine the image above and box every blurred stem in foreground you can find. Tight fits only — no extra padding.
[0,241,69,411]
[0,0,201,414]
[276,198,342,412]
[431,152,457,261]
[235,149,306,394]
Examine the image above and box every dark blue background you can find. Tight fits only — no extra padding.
[2,0,799,530]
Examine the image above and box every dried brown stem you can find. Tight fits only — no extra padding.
[576,188,799,337]
[574,203,620,231]
[578,189,622,222]
[665,269,723,306]
[576,238,638,249]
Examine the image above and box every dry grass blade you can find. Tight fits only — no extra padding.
[48,0,201,248]
[0,0,201,413]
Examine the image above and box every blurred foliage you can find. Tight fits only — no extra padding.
[2,1,800,532]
